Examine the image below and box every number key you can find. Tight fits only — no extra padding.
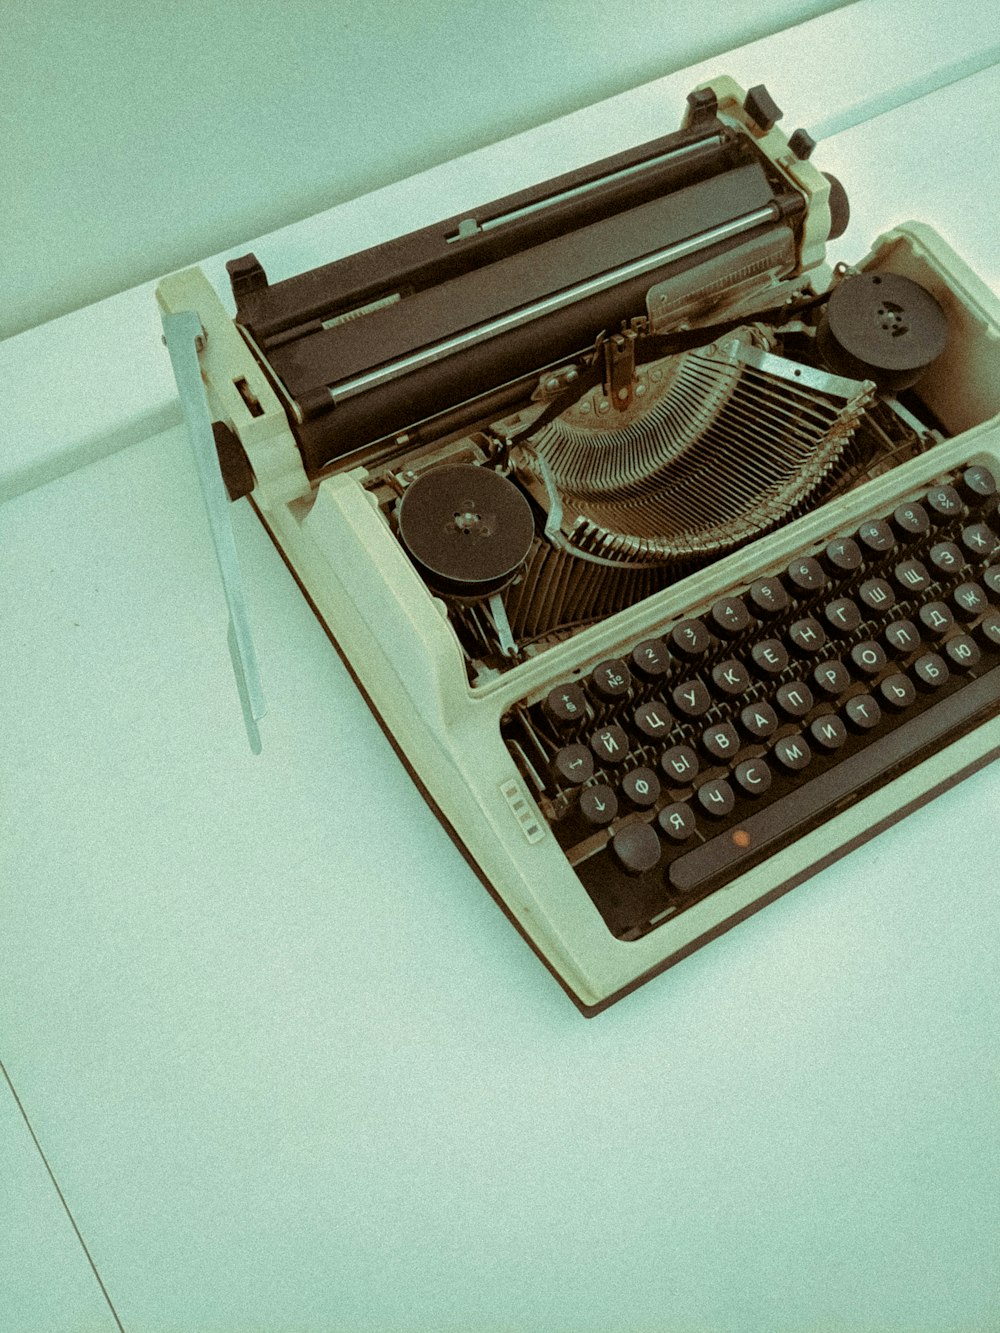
[589,658,631,701]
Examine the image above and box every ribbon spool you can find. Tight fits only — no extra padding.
[817,271,948,392]
[397,464,536,599]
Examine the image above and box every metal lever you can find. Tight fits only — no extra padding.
[161,309,266,754]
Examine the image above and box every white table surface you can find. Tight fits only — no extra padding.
[4,9,1000,1331]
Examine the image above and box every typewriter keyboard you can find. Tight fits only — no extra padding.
[502,463,1000,939]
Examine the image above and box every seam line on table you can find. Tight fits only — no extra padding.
[808,43,1000,140]
[1,1060,127,1333]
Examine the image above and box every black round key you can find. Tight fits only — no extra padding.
[913,653,949,690]
[892,501,930,538]
[859,577,896,613]
[925,483,963,518]
[670,618,713,658]
[822,536,863,574]
[809,712,848,751]
[748,577,790,616]
[982,566,1000,596]
[883,618,921,655]
[632,701,673,741]
[812,657,852,697]
[553,744,594,785]
[878,673,917,710]
[741,698,778,741]
[928,542,963,575]
[630,638,671,680]
[918,601,953,637]
[696,778,735,818]
[701,722,741,763]
[589,658,632,701]
[959,465,998,505]
[786,556,828,593]
[751,639,788,677]
[894,559,932,595]
[590,725,630,765]
[977,611,1000,648]
[671,678,712,718]
[710,595,752,637]
[579,784,617,827]
[960,523,998,560]
[621,766,661,808]
[611,821,661,875]
[788,616,827,654]
[544,683,587,727]
[823,597,862,635]
[952,581,988,620]
[740,701,779,740]
[775,680,814,718]
[659,743,699,785]
[711,659,752,696]
[945,634,981,670]
[772,733,812,772]
[734,758,772,797]
[857,518,895,554]
[845,693,881,731]
[850,640,887,676]
[658,803,697,842]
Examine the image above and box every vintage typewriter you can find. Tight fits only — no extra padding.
[157,76,1000,1012]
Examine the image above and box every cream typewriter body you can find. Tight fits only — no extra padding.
[158,77,1000,1012]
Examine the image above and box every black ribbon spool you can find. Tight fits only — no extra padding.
[396,464,536,599]
[816,271,948,392]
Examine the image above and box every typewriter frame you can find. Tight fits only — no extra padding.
[157,88,1000,1013]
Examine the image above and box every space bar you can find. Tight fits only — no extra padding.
[669,666,1000,893]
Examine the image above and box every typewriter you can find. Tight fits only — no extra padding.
[157,76,1000,1013]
